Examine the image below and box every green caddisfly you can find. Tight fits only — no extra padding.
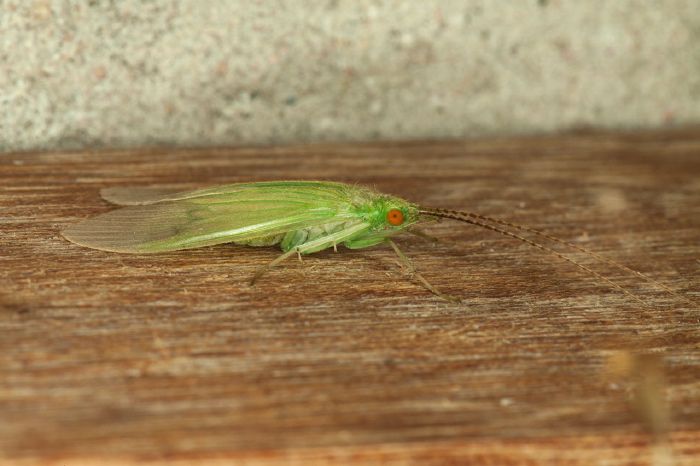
[62,181,689,304]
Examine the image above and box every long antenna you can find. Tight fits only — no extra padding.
[419,207,695,307]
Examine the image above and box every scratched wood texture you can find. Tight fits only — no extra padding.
[1,129,699,465]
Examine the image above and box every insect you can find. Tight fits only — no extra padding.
[62,180,688,304]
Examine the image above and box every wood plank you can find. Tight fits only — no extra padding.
[1,129,699,464]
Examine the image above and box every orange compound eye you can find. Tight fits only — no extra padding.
[386,208,405,226]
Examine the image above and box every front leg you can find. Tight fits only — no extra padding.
[346,235,460,302]
[385,239,460,303]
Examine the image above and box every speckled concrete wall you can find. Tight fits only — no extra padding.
[1,0,698,151]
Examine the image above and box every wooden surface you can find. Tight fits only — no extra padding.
[1,129,699,465]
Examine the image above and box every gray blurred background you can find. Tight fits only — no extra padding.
[2,0,698,152]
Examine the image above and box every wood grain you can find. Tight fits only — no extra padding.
[1,129,699,464]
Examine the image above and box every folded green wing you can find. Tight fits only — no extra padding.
[63,182,375,253]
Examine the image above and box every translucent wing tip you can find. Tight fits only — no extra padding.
[62,204,190,253]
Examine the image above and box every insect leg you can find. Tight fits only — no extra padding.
[406,229,439,243]
[386,239,461,303]
[250,248,299,285]
[252,222,374,286]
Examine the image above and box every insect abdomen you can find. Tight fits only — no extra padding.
[280,219,368,253]
[233,234,285,248]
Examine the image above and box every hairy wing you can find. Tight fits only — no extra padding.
[63,182,372,253]
[100,181,364,205]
